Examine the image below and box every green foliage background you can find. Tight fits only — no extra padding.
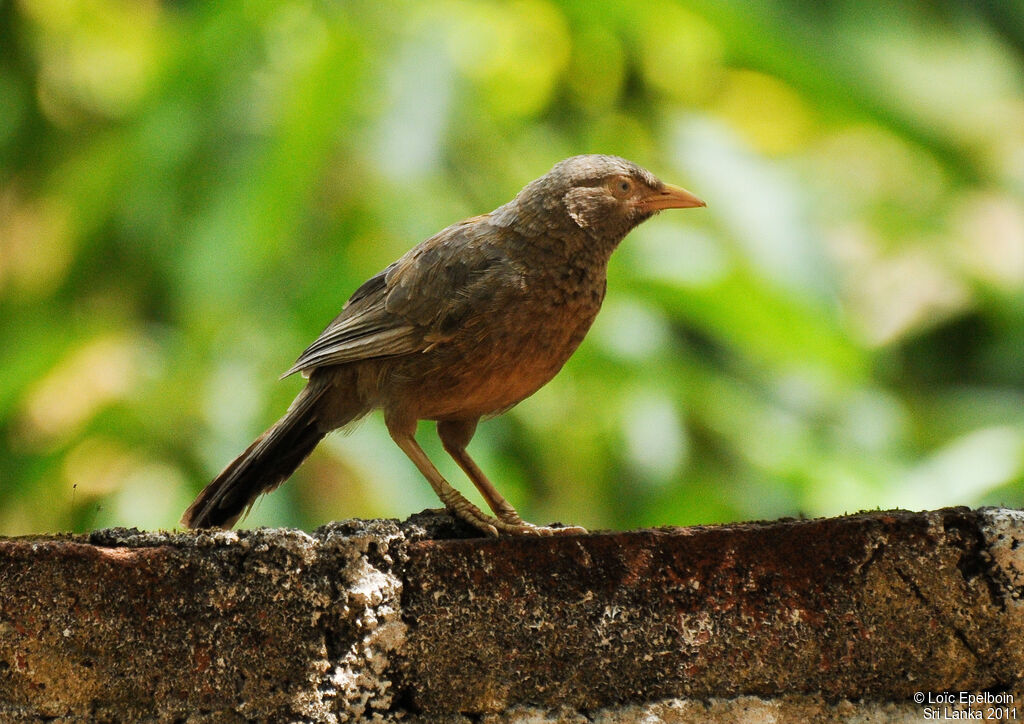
[1,0,1022,534]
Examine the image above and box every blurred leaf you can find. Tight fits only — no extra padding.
[2,0,1022,534]
[634,269,867,383]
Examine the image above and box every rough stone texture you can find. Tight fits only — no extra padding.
[0,521,408,722]
[1,507,1022,722]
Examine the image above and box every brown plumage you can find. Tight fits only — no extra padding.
[182,155,705,536]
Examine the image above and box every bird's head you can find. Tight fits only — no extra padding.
[497,155,705,248]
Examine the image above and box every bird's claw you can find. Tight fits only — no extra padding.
[455,509,587,538]
[492,505,587,536]
[544,524,589,536]
[441,491,586,537]
[518,523,588,537]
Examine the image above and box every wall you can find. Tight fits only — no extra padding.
[1,507,1022,722]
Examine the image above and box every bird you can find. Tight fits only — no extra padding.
[181,155,705,537]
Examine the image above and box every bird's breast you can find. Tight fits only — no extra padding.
[382,256,607,421]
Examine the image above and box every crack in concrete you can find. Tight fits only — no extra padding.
[854,538,887,577]
[891,563,991,676]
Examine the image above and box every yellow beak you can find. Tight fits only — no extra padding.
[639,183,706,211]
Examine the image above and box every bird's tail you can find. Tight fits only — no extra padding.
[182,380,332,529]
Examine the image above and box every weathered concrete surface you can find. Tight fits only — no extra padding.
[1,507,1022,722]
[0,520,408,722]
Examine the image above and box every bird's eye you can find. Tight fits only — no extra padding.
[610,177,633,198]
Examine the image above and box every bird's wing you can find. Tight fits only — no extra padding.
[283,216,519,377]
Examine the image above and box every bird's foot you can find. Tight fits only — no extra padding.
[496,521,588,536]
[493,506,526,527]
[450,506,587,537]
[438,489,586,537]
[442,498,499,537]
[487,502,587,536]
[554,523,589,535]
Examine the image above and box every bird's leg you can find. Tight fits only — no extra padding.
[386,416,538,537]
[436,419,525,525]
[437,419,588,536]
